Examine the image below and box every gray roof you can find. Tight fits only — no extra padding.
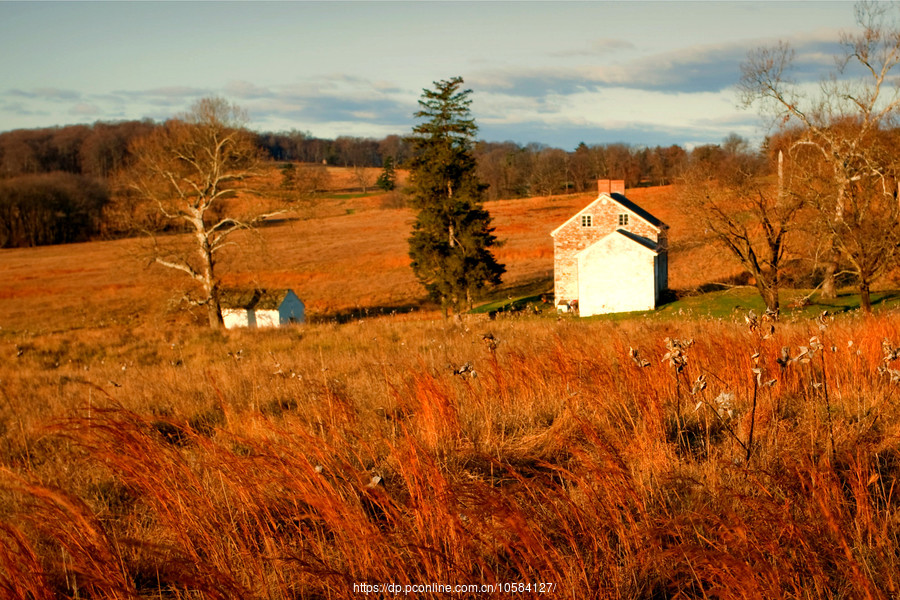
[609,193,666,228]
[220,289,294,310]
[615,228,661,252]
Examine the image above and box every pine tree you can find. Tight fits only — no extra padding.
[376,156,396,191]
[407,77,504,314]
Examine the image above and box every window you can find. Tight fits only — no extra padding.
[618,213,629,227]
[581,215,592,227]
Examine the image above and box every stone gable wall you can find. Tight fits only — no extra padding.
[553,194,661,305]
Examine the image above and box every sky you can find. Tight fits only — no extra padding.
[0,1,861,150]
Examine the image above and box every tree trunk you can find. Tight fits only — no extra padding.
[821,257,837,299]
[758,282,779,314]
[207,298,224,329]
[204,273,224,330]
[822,180,844,300]
[859,281,872,314]
[198,230,223,330]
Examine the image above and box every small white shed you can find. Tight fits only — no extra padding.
[220,289,305,330]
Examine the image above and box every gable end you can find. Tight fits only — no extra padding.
[575,229,660,259]
[551,193,664,237]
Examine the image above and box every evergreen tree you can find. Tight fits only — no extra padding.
[376,156,396,191]
[407,77,505,314]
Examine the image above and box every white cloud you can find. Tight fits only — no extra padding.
[552,38,636,58]
[9,88,81,101]
[69,103,100,116]
[224,80,273,100]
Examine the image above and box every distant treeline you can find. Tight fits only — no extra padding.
[473,141,687,200]
[0,122,155,247]
[0,121,157,179]
[0,121,727,247]
[0,173,108,247]
[0,122,695,188]
[255,131,690,201]
[0,124,406,179]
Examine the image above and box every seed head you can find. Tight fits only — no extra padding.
[662,337,693,373]
[629,347,651,368]
[712,391,735,419]
[776,346,790,369]
[481,332,500,352]
[691,374,707,395]
[745,310,759,332]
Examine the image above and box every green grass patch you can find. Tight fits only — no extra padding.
[656,287,767,319]
[657,287,900,320]
[474,285,900,321]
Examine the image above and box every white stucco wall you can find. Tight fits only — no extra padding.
[255,310,279,328]
[223,308,282,329]
[576,232,657,316]
[223,309,251,329]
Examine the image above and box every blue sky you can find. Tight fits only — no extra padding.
[0,1,858,149]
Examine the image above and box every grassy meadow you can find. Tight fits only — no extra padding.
[2,170,900,598]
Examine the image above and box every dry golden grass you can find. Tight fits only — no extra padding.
[3,311,900,598]
[0,176,721,332]
[6,171,891,598]
[247,163,406,192]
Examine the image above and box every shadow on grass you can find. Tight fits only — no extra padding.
[811,290,900,314]
[470,275,554,316]
[309,301,433,324]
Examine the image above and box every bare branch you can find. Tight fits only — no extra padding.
[124,97,273,329]
[154,256,203,282]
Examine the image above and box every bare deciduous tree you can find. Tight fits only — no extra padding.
[529,146,567,198]
[740,1,900,305]
[351,163,375,193]
[680,139,804,313]
[126,97,279,329]
[798,128,900,311]
[280,162,331,208]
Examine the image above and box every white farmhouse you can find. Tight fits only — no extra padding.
[551,180,668,317]
[220,289,305,329]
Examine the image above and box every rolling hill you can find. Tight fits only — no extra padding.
[3,167,900,598]
[0,167,731,332]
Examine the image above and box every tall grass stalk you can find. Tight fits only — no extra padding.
[2,314,900,597]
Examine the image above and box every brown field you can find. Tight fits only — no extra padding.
[2,170,899,599]
[0,176,728,332]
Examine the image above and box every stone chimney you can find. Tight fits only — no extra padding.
[598,179,625,195]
